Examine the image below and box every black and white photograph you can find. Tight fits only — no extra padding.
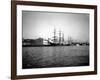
[22,11,90,69]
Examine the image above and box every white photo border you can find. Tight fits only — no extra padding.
[17,5,95,76]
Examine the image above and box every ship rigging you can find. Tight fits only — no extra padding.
[47,28,65,46]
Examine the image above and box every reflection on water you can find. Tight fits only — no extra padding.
[22,46,89,69]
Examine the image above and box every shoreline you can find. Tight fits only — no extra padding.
[23,45,89,47]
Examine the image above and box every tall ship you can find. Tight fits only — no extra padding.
[47,28,65,46]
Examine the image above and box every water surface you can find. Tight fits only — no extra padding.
[22,46,89,69]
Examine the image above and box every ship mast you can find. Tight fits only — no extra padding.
[59,30,61,44]
[53,28,56,43]
[62,33,64,44]
[68,36,72,44]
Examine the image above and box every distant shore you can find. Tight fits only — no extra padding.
[23,44,89,47]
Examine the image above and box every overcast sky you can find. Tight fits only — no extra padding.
[22,11,89,42]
